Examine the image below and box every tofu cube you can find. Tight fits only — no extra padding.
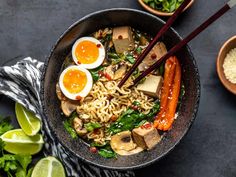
[138,42,167,71]
[137,75,163,98]
[144,42,167,65]
[112,26,134,54]
[132,123,161,149]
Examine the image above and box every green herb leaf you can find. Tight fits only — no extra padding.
[135,120,147,128]
[136,47,142,54]
[109,100,160,134]
[84,122,102,132]
[108,108,145,134]
[125,54,135,64]
[143,0,183,12]
[89,66,104,82]
[63,120,78,139]
[108,53,125,64]
[15,155,32,171]
[132,101,141,106]
[15,167,25,177]
[0,116,13,136]
[133,68,140,78]
[98,146,116,158]
[26,167,33,177]
[146,101,160,119]
[159,62,165,76]
[0,139,5,155]
[63,111,78,139]
[100,34,112,44]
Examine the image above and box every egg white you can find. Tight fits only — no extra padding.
[59,65,93,100]
[72,37,105,69]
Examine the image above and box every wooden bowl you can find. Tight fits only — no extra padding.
[217,36,236,95]
[138,0,194,16]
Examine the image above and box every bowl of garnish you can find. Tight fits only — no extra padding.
[138,0,194,16]
[41,8,200,170]
[217,35,236,95]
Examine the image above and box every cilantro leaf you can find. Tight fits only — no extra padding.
[26,167,33,177]
[0,139,5,155]
[15,168,25,177]
[0,116,13,136]
[15,155,32,171]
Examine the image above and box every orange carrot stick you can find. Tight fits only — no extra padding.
[159,57,176,112]
[154,56,181,131]
[154,57,176,128]
[161,57,181,131]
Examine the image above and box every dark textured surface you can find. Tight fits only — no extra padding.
[0,0,235,177]
[42,8,200,170]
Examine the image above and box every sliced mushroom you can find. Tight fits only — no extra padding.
[61,99,80,117]
[110,131,143,156]
[79,113,90,123]
[73,117,88,136]
[114,64,127,80]
[56,83,65,100]
[104,65,115,79]
[140,36,149,46]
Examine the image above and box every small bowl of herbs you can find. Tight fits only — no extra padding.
[138,0,194,16]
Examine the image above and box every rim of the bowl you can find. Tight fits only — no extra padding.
[138,0,194,16]
[216,35,236,95]
[41,8,201,170]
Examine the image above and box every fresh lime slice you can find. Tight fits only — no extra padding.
[31,156,66,177]
[1,129,44,155]
[15,102,41,136]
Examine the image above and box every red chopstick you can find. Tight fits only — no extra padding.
[118,0,192,88]
[130,2,233,87]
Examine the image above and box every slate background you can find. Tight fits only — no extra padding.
[0,0,236,177]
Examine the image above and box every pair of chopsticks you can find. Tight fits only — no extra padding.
[118,0,236,88]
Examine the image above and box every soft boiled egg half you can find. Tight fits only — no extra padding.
[72,37,105,69]
[59,65,93,100]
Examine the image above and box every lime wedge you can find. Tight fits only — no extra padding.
[31,156,66,177]
[1,129,44,155]
[15,102,41,136]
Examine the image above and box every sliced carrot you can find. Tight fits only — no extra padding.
[154,56,176,128]
[159,57,176,112]
[154,56,181,131]
[154,57,176,127]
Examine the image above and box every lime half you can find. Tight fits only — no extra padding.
[31,156,66,177]
[1,129,44,155]
[15,102,41,136]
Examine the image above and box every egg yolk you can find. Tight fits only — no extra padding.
[63,69,87,94]
[75,40,99,64]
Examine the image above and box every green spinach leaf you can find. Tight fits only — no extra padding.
[63,112,78,139]
[98,146,116,158]
[89,66,104,82]
[84,122,102,132]
[125,54,135,64]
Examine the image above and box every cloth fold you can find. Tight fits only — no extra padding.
[0,57,135,177]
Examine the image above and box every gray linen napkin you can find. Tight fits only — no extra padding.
[0,57,135,177]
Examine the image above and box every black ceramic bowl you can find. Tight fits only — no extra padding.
[41,8,200,170]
